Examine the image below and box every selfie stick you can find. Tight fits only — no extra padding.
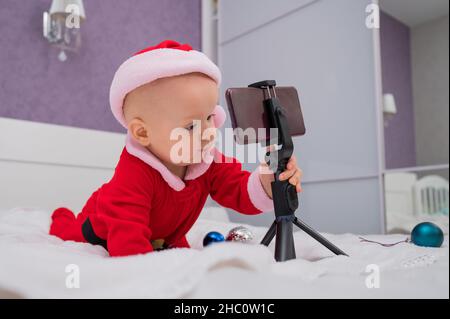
[249,80,348,262]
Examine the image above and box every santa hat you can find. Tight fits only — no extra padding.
[109,40,224,129]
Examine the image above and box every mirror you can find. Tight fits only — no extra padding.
[379,0,449,234]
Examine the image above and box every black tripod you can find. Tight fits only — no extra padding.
[249,80,348,262]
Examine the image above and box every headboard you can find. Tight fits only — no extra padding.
[0,117,125,213]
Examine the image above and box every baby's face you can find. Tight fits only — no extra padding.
[123,72,219,166]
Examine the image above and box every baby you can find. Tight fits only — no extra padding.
[49,40,303,257]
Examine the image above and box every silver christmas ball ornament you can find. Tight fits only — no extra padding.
[226,226,254,243]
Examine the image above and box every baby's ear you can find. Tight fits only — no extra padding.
[128,118,150,146]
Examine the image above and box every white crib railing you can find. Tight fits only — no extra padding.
[414,175,449,216]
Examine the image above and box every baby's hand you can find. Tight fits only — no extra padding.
[258,154,303,199]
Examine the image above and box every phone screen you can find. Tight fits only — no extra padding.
[225,86,306,144]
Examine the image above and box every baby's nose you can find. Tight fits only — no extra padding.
[201,126,216,142]
[202,119,214,131]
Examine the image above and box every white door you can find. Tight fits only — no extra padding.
[217,0,383,234]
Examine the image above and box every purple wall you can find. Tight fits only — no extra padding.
[0,0,201,133]
[380,11,417,169]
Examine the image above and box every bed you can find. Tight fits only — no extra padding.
[0,118,448,299]
[0,206,448,299]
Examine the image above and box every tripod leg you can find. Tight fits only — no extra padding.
[290,231,297,257]
[275,218,296,262]
[260,220,277,246]
[293,217,348,256]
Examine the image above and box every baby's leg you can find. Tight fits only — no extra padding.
[48,190,98,243]
[49,207,87,242]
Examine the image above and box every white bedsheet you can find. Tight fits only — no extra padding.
[0,208,448,298]
[386,211,449,234]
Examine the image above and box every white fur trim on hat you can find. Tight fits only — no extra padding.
[110,48,222,128]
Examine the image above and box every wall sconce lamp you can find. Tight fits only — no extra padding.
[43,0,86,62]
[383,93,397,127]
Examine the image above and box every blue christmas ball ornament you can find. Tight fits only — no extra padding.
[203,231,225,247]
[411,222,444,248]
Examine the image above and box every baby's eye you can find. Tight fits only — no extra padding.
[184,115,215,131]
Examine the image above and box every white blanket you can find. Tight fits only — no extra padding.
[0,208,448,298]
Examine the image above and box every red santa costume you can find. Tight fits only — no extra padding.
[49,40,274,257]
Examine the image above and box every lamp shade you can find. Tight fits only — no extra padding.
[49,0,86,19]
[383,93,397,115]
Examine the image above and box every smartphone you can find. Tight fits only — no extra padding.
[225,86,306,144]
